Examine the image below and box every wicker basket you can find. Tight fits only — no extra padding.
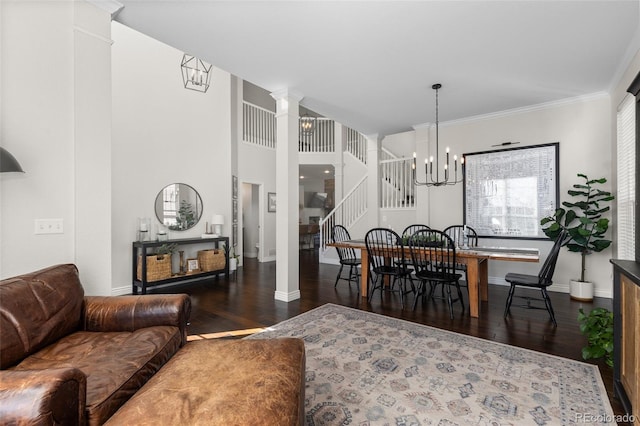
[197,249,226,272]
[137,254,172,281]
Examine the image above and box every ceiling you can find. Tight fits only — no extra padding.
[115,1,640,136]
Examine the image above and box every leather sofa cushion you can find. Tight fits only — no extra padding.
[11,326,182,426]
[105,338,306,426]
[1,264,84,368]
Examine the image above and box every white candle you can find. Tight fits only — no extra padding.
[140,222,148,231]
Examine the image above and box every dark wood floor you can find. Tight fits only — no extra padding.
[150,250,628,422]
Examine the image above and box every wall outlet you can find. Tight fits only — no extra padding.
[35,218,64,234]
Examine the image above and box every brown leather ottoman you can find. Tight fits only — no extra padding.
[105,338,305,426]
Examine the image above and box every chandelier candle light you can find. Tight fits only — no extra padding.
[413,84,464,187]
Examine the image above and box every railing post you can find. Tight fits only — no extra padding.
[366,134,381,228]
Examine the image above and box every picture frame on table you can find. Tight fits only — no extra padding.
[268,192,276,212]
[187,259,199,273]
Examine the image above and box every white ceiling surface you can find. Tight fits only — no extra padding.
[115,1,640,136]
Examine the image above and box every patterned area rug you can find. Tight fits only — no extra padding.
[248,303,615,425]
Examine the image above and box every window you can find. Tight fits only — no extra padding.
[463,143,559,239]
[616,94,636,260]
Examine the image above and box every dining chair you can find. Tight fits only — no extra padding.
[503,229,567,326]
[331,224,361,292]
[408,229,464,319]
[443,225,478,292]
[401,224,431,243]
[395,224,431,268]
[365,228,415,309]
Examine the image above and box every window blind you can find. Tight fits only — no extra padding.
[616,94,636,260]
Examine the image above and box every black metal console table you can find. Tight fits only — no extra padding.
[132,237,229,294]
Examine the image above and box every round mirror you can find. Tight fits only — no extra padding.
[155,183,203,231]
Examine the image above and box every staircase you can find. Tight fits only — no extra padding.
[242,101,415,252]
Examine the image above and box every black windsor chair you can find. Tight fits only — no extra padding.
[443,225,478,291]
[331,225,361,292]
[503,229,567,326]
[408,229,465,319]
[365,228,415,309]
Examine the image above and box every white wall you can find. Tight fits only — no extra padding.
[1,1,90,280]
[111,22,232,292]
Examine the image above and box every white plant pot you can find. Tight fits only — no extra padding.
[570,279,593,302]
[229,257,237,272]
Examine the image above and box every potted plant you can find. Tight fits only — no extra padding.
[540,173,614,301]
[577,307,614,367]
[229,247,240,271]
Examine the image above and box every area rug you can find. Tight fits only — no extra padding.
[248,303,615,425]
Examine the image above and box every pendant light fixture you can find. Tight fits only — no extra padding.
[181,54,212,93]
[299,113,317,135]
[412,84,463,186]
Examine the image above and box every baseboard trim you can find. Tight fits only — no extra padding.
[274,290,301,302]
[112,285,131,296]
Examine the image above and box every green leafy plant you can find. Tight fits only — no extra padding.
[577,307,614,367]
[156,243,178,257]
[170,200,196,230]
[540,173,614,282]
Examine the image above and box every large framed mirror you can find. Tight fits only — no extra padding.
[155,183,203,231]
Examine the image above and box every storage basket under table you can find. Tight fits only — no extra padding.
[137,254,172,281]
[197,249,226,272]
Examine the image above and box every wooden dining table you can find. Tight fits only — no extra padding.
[327,239,539,318]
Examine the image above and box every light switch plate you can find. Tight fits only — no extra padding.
[34,218,63,234]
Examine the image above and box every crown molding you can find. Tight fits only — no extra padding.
[86,0,124,19]
[411,91,608,130]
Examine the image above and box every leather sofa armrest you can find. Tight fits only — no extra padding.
[0,368,86,425]
[83,294,191,345]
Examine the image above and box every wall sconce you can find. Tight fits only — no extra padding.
[0,147,25,173]
[181,54,212,93]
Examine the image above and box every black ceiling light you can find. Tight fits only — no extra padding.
[0,147,25,173]
[412,84,463,186]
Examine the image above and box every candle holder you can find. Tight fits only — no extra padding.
[137,217,151,242]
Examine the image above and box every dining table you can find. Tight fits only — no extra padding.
[327,239,540,318]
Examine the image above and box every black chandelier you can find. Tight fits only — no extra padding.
[413,83,463,186]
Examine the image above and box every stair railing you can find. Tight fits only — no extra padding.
[345,127,367,165]
[243,101,276,149]
[319,175,368,250]
[380,157,415,209]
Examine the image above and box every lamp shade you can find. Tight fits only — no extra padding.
[0,147,25,173]
[211,215,225,225]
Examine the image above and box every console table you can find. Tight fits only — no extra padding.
[610,259,640,425]
[132,237,229,294]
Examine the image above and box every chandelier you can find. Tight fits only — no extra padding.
[299,113,317,135]
[413,83,464,186]
[180,54,212,93]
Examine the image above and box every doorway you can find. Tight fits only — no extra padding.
[241,182,263,262]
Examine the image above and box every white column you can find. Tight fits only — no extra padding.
[412,124,431,225]
[270,89,302,302]
[366,133,381,229]
[73,1,121,295]
[333,123,344,206]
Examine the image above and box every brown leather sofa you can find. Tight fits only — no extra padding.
[0,264,191,425]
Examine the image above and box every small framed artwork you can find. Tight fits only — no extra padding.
[232,175,238,199]
[187,259,199,273]
[268,192,276,212]
[232,223,238,247]
[232,199,238,221]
